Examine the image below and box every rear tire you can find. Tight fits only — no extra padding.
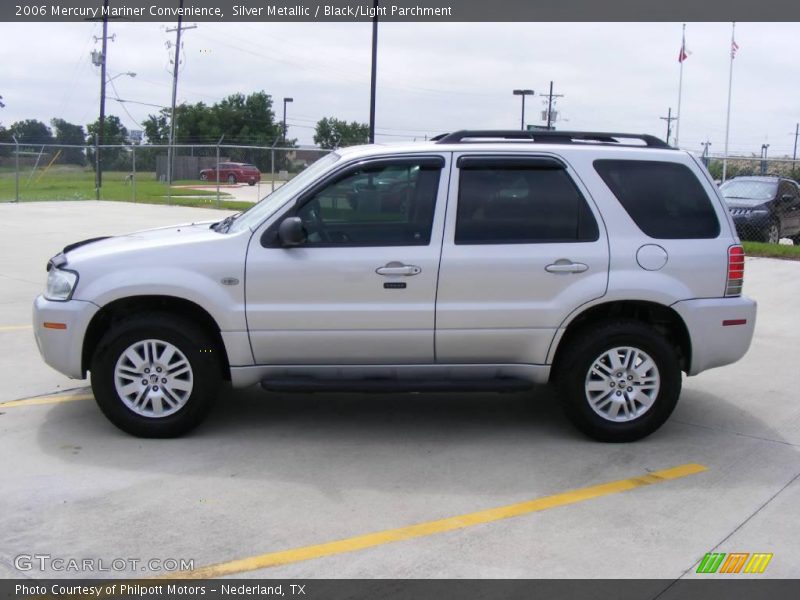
[227,174,237,184]
[556,320,681,442]
[90,313,221,438]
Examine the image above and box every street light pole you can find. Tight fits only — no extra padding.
[368,0,379,143]
[512,89,534,131]
[282,97,293,145]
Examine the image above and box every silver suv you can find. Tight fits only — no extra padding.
[33,130,757,441]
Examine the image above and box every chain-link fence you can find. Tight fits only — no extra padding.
[0,142,332,209]
[2,142,798,245]
[704,155,800,245]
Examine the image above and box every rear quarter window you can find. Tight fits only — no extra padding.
[593,159,720,239]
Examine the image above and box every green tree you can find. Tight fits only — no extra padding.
[142,112,169,145]
[86,115,129,171]
[142,91,288,171]
[0,124,11,157]
[313,117,369,150]
[8,119,53,145]
[51,118,86,165]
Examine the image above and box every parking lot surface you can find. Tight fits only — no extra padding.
[0,201,798,579]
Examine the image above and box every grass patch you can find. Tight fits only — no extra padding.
[0,165,253,211]
[743,241,800,260]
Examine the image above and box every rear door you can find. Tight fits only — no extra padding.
[435,154,609,365]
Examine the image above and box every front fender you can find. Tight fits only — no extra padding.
[73,267,246,332]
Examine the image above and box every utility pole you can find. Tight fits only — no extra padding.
[94,0,110,199]
[660,108,677,146]
[542,81,563,130]
[165,1,197,185]
[701,140,712,167]
[368,0,379,143]
[792,123,799,176]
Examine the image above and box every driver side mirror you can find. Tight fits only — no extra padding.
[278,217,307,247]
[780,194,794,204]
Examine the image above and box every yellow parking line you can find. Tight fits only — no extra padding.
[163,462,708,579]
[0,325,32,332]
[1,393,93,408]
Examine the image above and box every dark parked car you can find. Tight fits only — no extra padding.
[199,162,261,185]
[719,176,800,244]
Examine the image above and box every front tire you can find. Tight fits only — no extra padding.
[764,220,780,244]
[556,320,681,442]
[227,174,237,184]
[90,313,221,438]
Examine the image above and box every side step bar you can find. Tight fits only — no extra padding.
[260,377,534,394]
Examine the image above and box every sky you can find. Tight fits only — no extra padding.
[1,21,798,156]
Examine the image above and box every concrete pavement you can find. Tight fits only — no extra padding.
[0,201,797,580]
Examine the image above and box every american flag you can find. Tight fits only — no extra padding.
[731,39,740,59]
[678,37,691,62]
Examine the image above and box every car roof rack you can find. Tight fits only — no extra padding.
[432,130,672,149]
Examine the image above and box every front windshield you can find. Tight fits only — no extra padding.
[227,152,341,233]
[719,180,777,201]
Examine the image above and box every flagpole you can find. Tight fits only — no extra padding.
[675,23,686,147]
[722,22,736,182]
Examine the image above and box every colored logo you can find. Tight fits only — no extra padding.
[696,552,773,574]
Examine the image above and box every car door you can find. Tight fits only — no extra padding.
[780,180,800,235]
[245,154,449,364]
[435,154,609,365]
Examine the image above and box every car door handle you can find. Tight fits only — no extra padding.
[545,260,589,274]
[376,263,422,276]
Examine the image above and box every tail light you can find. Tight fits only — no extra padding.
[725,245,745,297]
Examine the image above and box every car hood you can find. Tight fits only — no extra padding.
[723,198,769,209]
[61,220,226,264]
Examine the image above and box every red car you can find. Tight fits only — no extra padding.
[199,162,261,185]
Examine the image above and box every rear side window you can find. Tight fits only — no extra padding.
[594,160,720,239]
[455,159,599,244]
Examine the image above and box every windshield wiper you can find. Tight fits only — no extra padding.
[211,212,241,233]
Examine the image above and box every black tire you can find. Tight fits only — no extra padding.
[199,172,208,181]
[763,220,780,244]
[90,312,221,438]
[248,180,256,186]
[227,174,237,184]
[556,320,682,442]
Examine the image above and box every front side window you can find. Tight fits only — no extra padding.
[595,159,720,239]
[295,160,442,246]
[228,152,340,233]
[455,159,599,244]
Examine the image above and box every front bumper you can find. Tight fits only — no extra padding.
[671,296,757,376]
[32,295,99,379]
[730,212,770,239]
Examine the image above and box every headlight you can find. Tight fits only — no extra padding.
[45,268,78,301]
